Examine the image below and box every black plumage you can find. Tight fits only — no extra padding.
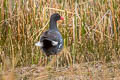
[35,13,64,56]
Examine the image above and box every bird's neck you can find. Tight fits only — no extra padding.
[49,19,58,30]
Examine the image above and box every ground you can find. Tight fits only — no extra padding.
[1,61,120,80]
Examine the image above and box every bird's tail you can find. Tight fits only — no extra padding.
[35,41,43,47]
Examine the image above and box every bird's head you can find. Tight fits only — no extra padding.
[50,13,64,21]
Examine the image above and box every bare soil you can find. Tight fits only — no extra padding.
[1,61,120,80]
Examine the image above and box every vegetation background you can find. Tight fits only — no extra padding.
[0,0,120,80]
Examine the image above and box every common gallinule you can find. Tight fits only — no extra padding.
[35,13,64,57]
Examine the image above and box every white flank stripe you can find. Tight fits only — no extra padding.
[52,41,58,46]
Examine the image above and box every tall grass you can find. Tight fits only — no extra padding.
[0,0,120,72]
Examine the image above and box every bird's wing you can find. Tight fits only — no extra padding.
[40,30,61,45]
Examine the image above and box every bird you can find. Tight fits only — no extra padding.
[35,13,64,57]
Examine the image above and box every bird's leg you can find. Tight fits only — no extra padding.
[45,56,48,66]
[56,54,59,68]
